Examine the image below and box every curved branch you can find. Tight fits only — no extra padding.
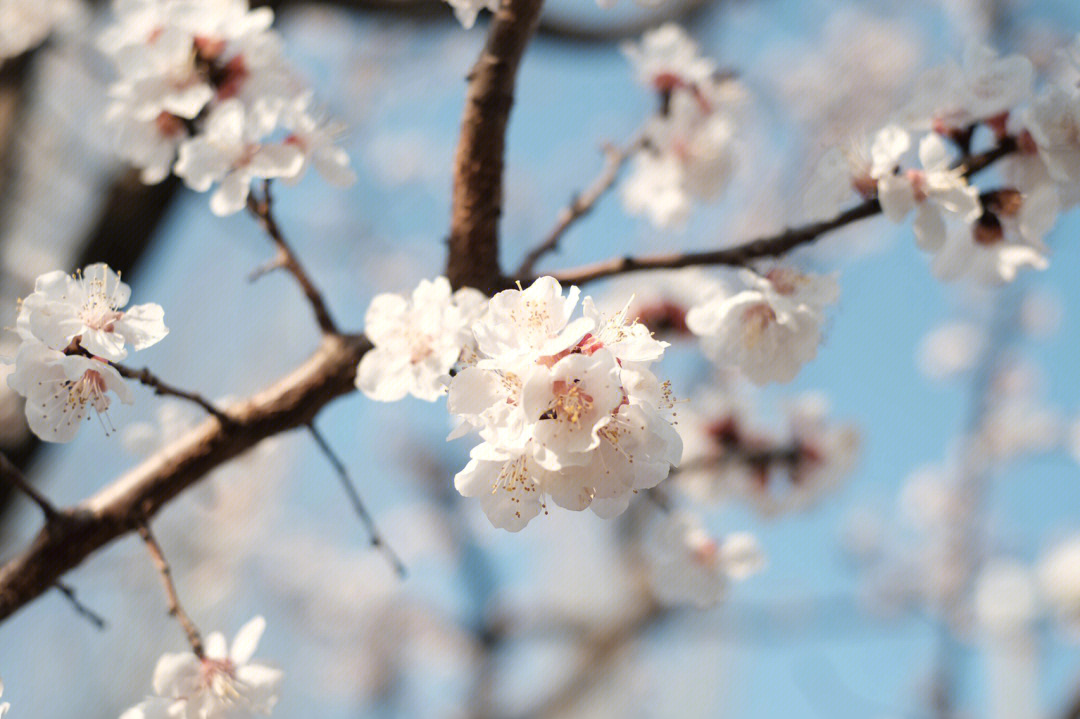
[0,333,371,623]
[447,0,545,293]
[516,134,645,276]
[538,139,1020,287]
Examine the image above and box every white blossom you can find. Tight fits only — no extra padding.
[19,263,167,363]
[902,41,1034,131]
[622,23,715,91]
[174,99,303,215]
[280,92,357,187]
[648,512,765,608]
[686,268,838,385]
[447,277,682,530]
[357,277,485,402]
[877,132,982,253]
[121,616,282,719]
[7,340,133,442]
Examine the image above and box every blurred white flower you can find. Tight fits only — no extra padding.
[974,559,1038,637]
[916,321,986,380]
[121,616,282,719]
[648,512,764,608]
[0,0,78,60]
[686,268,838,384]
[1038,535,1080,636]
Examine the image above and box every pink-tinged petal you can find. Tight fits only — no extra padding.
[229,616,266,665]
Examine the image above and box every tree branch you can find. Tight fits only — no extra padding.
[246,182,338,335]
[137,523,204,657]
[516,134,645,276]
[0,451,60,521]
[447,0,545,294]
[536,139,1019,287]
[113,364,232,424]
[0,332,371,623]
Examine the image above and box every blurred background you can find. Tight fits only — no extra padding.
[2,0,1080,717]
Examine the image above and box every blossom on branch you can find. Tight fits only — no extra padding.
[100,0,355,213]
[686,268,838,385]
[621,24,745,228]
[4,263,166,442]
[445,277,682,530]
[357,277,485,402]
[120,616,282,719]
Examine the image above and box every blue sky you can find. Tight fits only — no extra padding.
[5,0,1080,717]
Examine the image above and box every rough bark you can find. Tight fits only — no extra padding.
[446,0,544,294]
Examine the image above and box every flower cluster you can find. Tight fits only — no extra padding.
[357,276,683,530]
[121,616,282,719]
[686,267,839,385]
[647,512,765,608]
[5,263,167,442]
[621,24,745,228]
[99,0,355,215]
[449,278,683,530]
[805,39,1080,284]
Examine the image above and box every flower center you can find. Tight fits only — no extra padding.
[741,303,776,347]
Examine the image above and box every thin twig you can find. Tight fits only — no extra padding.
[54,582,107,630]
[306,423,407,577]
[137,523,205,657]
[516,135,646,276]
[246,181,338,335]
[0,451,60,521]
[114,364,232,425]
[537,139,1019,288]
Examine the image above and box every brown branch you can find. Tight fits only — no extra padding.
[137,523,204,657]
[537,139,1019,287]
[53,581,107,630]
[447,0,545,294]
[246,182,338,335]
[0,332,371,624]
[113,364,232,425]
[0,451,60,521]
[516,135,645,276]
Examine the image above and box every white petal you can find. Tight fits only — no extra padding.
[152,652,201,699]
[230,616,266,665]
